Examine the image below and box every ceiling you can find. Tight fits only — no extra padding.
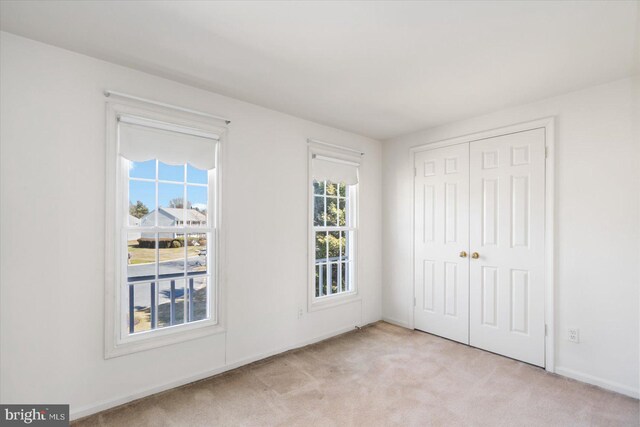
[1,1,638,140]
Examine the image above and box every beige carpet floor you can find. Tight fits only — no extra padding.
[73,322,639,426]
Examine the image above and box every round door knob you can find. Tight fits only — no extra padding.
[471,252,480,259]
[459,251,468,258]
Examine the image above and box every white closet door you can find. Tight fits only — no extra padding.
[414,143,470,344]
[469,128,546,366]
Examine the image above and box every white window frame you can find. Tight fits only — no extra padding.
[307,147,360,311]
[105,100,226,358]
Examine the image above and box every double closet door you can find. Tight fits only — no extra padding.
[414,128,546,367]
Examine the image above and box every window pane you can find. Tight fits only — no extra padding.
[128,232,155,282]
[158,279,185,328]
[129,180,155,226]
[326,197,338,226]
[187,233,207,274]
[187,164,208,184]
[190,276,209,322]
[315,264,321,298]
[317,264,327,297]
[338,183,346,197]
[129,159,155,180]
[187,185,208,226]
[339,231,347,259]
[159,161,184,182]
[328,231,340,260]
[313,180,325,195]
[313,196,325,227]
[338,198,346,226]
[341,262,351,292]
[158,182,184,225]
[131,282,152,333]
[330,263,339,294]
[159,233,185,279]
[326,182,337,196]
[315,231,327,262]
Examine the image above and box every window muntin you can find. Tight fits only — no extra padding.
[126,159,213,335]
[313,180,356,298]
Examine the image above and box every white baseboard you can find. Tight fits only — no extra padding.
[70,324,360,421]
[555,366,639,399]
[382,316,411,329]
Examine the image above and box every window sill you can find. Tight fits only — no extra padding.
[105,320,225,359]
[308,292,361,312]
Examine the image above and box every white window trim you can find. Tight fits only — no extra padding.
[307,147,361,312]
[105,99,226,359]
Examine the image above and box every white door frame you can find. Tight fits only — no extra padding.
[409,117,555,373]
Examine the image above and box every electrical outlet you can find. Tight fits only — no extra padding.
[568,328,580,343]
[297,308,304,319]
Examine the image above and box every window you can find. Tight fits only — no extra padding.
[309,146,361,309]
[313,180,355,297]
[127,160,212,334]
[106,101,225,357]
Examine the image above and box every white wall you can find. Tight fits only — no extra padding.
[382,77,640,397]
[0,33,382,418]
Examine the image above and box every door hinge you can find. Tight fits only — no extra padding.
[545,146,548,159]
[545,324,548,336]
[414,297,416,307]
[414,167,417,177]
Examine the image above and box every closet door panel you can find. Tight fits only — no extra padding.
[468,128,546,367]
[414,143,469,344]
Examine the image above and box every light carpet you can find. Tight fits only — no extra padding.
[73,322,639,426]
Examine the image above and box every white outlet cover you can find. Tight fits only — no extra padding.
[568,329,580,343]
